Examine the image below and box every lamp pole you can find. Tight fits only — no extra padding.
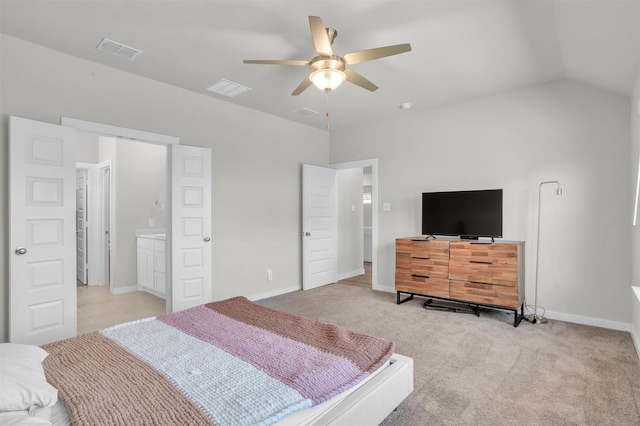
[532,180,562,324]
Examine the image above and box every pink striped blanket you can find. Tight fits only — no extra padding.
[42,297,394,425]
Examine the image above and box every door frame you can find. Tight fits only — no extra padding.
[61,117,178,310]
[97,161,112,287]
[75,164,91,285]
[330,158,379,290]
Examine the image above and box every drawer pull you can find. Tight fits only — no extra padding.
[412,256,430,260]
[412,274,430,279]
[470,260,492,265]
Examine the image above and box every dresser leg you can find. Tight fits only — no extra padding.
[396,292,414,304]
[513,304,525,327]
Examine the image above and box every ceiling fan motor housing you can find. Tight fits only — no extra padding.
[310,56,346,72]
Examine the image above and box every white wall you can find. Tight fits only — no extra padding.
[631,70,640,354]
[76,132,99,163]
[112,139,166,289]
[0,35,329,342]
[337,168,364,279]
[330,79,632,327]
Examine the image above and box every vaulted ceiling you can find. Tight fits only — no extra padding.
[1,1,638,131]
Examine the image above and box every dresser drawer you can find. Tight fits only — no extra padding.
[449,241,519,265]
[449,260,518,286]
[449,280,520,309]
[395,273,449,298]
[397,251,449,275]
[396,238,450,260]
[449,241,519,286]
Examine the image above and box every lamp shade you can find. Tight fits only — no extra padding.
[310,69,346,92]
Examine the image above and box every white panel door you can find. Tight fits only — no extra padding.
[302,164,337,290]
[170,144,212,312]
[76,168,88,284]
[9,116,77,345]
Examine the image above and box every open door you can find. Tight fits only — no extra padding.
[9,116,77,345]
[76,168,88,284]
[170,144,212,312]
[302,164,337,290]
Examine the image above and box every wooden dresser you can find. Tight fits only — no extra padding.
[395,237,525,326]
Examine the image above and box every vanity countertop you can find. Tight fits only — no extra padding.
[135,228,166,240]
[137,233,166,240]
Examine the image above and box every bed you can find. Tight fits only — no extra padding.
[1,296,413,425]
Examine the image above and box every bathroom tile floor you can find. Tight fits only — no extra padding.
[77,284,165,335]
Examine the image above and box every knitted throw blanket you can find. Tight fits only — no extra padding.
[42,297,394,426]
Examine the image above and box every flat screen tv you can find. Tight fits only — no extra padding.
[421,189,503,239]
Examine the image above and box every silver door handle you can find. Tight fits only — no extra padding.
[305,232,311,236]
[204,237,211,242]
[15,247,27,255]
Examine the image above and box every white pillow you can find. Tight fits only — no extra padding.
[0,343,58,412]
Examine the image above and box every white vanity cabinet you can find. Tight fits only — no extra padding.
[137,235,166,298]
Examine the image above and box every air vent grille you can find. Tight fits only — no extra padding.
[292,107,318,116]
[206,79,252,98]
[96,38,142,60]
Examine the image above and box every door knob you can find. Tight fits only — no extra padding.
[204,237,211,242]
[15,247,27,255]
[305,232,311,236]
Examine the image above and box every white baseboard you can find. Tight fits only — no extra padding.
[337,269,365,281]
[374,284,395,293]
[543,310,632,333]
[110,285,138,295]
[631,326,640,360]
[249,285,302,302]
[632,286,640,360]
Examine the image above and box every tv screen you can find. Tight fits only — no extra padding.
[421,189,503,239]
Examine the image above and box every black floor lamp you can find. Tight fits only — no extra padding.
[531,180,562,324]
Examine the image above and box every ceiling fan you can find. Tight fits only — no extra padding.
[243,16,412,95]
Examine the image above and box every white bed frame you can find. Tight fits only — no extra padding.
[278,354,414,425]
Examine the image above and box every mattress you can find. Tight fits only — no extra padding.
[47,357,397,426]
[37,297,407,425]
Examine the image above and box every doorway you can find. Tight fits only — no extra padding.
[76,134,167,298]
[63,116,177,323]
[332,158,379,290]
[76,159,112,287]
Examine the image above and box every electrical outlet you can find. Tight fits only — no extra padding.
[267,269,273,282]
[148,218,155,227]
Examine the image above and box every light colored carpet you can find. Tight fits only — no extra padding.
[257,280,640,425]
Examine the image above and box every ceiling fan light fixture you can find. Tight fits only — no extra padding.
[310,69,346,92]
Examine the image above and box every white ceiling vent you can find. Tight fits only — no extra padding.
[206,79,252,98]
[96,38,142,60]
[292,107,318,116]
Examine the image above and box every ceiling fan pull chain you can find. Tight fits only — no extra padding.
[326,91,330,130]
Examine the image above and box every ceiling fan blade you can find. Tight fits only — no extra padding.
[292,75,313,96]
[309,16,333,57]
[344,68,378,92]
[343,43,412,65]
[243,59,310,66]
